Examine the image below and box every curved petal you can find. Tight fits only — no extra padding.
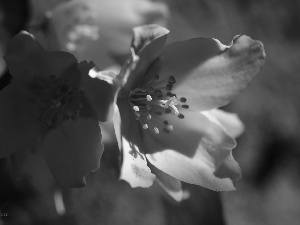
[0,84,45,158]
[42,117,103,188]
[144,110,241,191]
[119,136,156,188]
[80,62,119,121]
[123,25,169,90]
[113,101,155,187]
[146,35,266,111]
[4,31,79,85]
[132,24,170,54]
[204,109,245,138]
[151,165,189,202]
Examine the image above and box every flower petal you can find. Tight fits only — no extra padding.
[123,25,169,90]
[119,136,156,188]
[132,24,170,54]
[151,165,189,202]
[144,110,241,191]
[0,84,45,158]
[113,102,155,188]
[4,31,79,85]
[204,109,245,138]
[146,35,266,111]
[41,117,103,188]
[80,62,119,121]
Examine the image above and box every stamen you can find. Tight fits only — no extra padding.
[178,114,185,119]
[167,125,173,131]
[33,75,83,128]
[166,84,173,91]
[168,76,176,84]
[170,105,180,115]
[129,73,187,134]
[180,97,187,103]
[146,95,152,101]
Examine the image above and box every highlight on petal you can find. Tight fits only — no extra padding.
[144,110,241,191]
[4,31,79,85]
[41,117,103,188]
[120,136,155,188]
[151,165,190,202]
[123,25,169,90]
[205,109,245,138]
[80,62,119,122]
[0,84,45,158]
[146,35,266,111]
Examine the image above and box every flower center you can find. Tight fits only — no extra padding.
[29,75,83,128]
[129,75,189,134]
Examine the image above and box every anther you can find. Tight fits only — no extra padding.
[168,76,176,84]
[167,125,173,131]
[133,106,139,111]
[166,84,173,91]
[178,114,185,119]
[143,124,148,129]
[146,95,152,101]
[147,114,152,120]
[180,97,187,103]
[154,127,159,134]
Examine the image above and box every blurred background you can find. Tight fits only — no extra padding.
[1,0,300,224]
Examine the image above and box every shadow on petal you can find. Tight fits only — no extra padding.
[41,117,103,188]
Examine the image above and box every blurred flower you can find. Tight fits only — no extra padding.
[40,0,169,69]
[105,25,265,201]
[0,31,117,187]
